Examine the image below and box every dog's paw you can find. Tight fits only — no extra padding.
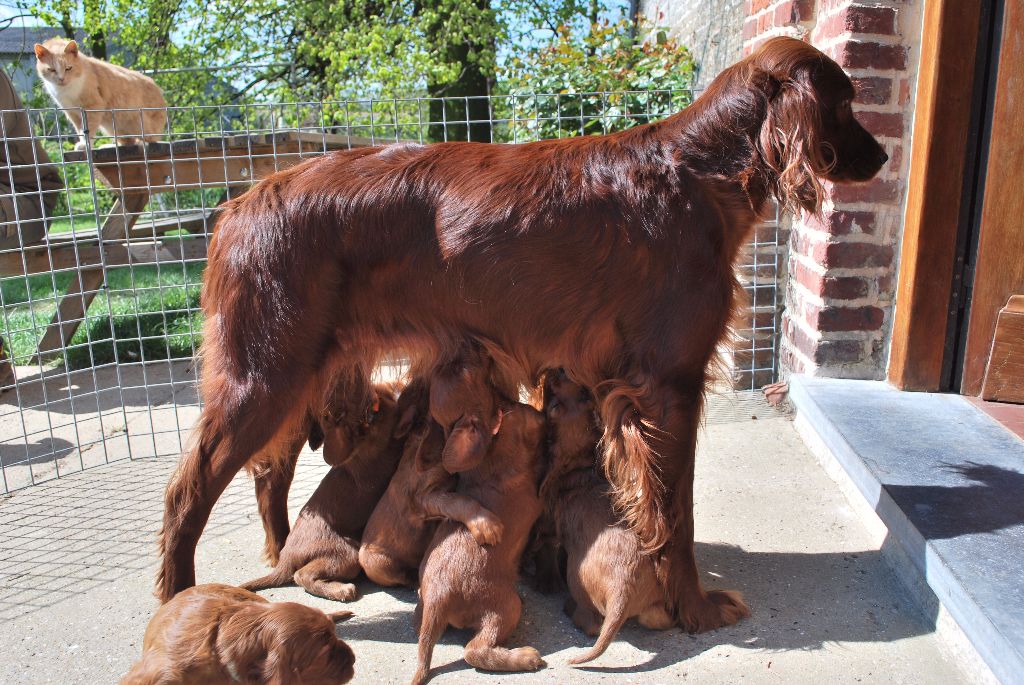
[679,589,750,633]
[74,141,88,151]
[512,646,546,671]
[467,514,504,546]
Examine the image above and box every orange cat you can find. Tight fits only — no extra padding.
[34,38,167,149]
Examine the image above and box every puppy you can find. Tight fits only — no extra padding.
[360,379,504,587]
[242,384,416,601]
[121,583,354,685]
[541,369,674,665]
[428,340,511,473]
[413,403,547,685]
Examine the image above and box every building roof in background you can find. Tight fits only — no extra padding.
[0,27,86,57]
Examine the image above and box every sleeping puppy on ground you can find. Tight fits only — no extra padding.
[242,384,416,601]
[413,402,547,685]
[540,369,674,665]
[359,379,504,588]
[120,583,354,685]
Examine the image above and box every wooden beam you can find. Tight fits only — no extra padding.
[960,1,1024,395]
[32,191,150,360]
[887,0,982,390]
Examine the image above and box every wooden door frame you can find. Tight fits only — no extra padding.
[887,0,983,391]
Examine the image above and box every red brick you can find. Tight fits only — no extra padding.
[813,305,885,332]
[889,144,903,168]
[856,110,903,138]
[823,240,894,269]
[773,1,812,26]
[751,0,773,12]
[814,338,867,364]
[792,231,827,261]
[834,40,906,70]
[825,276,870,299]
[793,260,825,293]
[794,260,869,299]
[743,17,758,40]
[780,344,810,374]
[793,0,815,21]
[807,209,877,235]
[899,77,911,105]
[830,178,900,203]
[784,315,818,358]
[851,76,893,105]
[839,5,897,35]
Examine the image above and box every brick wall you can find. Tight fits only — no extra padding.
[743,0,922,379]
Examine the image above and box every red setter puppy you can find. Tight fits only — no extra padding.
[159,37,887,634]
[249,367,384,566]
[240,385,413,601]
[413,403,547,685]
[360,381,505,587]
[121,584,354,685]
[541,369,676,664]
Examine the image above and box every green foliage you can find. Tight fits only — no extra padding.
[1,263,204,370]
[503,18,696,139]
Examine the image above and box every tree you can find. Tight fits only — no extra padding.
[502,17,695,140]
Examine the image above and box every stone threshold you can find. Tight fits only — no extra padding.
[788,375,1024,685]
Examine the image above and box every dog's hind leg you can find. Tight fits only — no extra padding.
[293,547,362,602]
[252,432,304,565]
[157,395,310,601]
[462,599,545,673]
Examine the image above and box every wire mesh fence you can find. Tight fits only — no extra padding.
[0,90,783,493]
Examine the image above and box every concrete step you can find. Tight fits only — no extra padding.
[789,376,1024,685]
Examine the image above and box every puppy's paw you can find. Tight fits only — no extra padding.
[511,646,546,671]
[467,514,504,546]
[74,140,88,151]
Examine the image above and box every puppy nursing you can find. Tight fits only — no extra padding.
[242,384,411,601]
[541,370,676,664]
[121,584,354,685]
[413,401,548,685]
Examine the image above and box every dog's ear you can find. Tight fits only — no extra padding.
[441,415,493,473]
[414,421,445,473]
[394,401,419,439]
[757,69,828,216]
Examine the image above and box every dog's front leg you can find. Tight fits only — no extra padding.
[418,491,504,546]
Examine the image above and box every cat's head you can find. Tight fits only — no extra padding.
[33,39,82,88]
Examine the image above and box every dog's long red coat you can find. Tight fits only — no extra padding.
[159,37,886,632]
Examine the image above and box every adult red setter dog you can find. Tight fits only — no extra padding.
[159,37,887,633]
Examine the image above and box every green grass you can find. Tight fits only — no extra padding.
[1,262,206,370]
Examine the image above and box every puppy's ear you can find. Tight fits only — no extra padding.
[441,415,492,473]
[414,421,445,473]
[393,402,419,439]
[756,68,827,216]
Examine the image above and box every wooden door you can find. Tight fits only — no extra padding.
[960,0,1024,398]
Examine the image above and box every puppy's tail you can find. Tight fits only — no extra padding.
[411,601,446,685]
[568,593,630,665]
[239,564,294,592]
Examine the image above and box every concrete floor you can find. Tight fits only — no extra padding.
[0,387,977,684]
